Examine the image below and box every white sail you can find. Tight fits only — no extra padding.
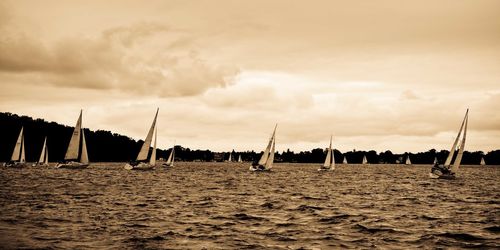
[405,155,411,165]
[451,113,467,173]
[444,109,468,167]
[38,137,47,163]
[433,157,437,164]
[362,155,367,164]
[238,155,242,162]
[137,108,159,161]
[150,127,157,166]
[265,137,275,169]
[480,157,485,165]
[323,136,333,168]
[228,152,232,162]
[65,111,82,160]
[80,130,89,164]
[11,127,24,162]
[44,143,49,164]
[258,125,277,165]
[166,145,174,165]
[20,134,25,163]
[343,156,348,164]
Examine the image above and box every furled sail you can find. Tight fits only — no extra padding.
[137,108,159,161]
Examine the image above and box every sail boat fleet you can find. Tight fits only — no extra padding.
[2,109,485,179]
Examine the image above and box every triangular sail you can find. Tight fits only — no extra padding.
[44,144,49,164]
[480,157,485,165]
[343,156,348,164]
[444,109,468,167]
[137,108,159,161]
[405,155,411,165]
[20,134,25,163]
[258,125,277,165]
[38,137,47,163]
[11,127,24,162]
[451,113,467,173]
[166,145,174,165]
[323,136,333,168]
[265,137,275,169]
[433,157,437,164]
[238,155,242,162]
[65,111,82,160]
[228,152,232,162]
[80,130,89,164]
[150,127,157,166]
[362,155,367,164]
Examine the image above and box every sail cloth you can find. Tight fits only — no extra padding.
[343,156,348,164]
[166,145,174,165]
[362,155,368,164]
[480,157,486,165]
[444,109,468,167]
[11,127,24,162]
[265,138,275,169]
[405,155,412,165]
[137,108,159,161]
[65,111,82,161]
[38,137,48,164]
[150,127,157,166]
[451,112,468,173]
[258,125,277,166]
[323,136,334,168]
[80,130,89,164]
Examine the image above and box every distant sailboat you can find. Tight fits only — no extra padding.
[405,155,412,165]
[433,157,438,165]
[343,156,348,164]
[125,108,159,170]
[250,125,276,171]
[238,155,242,162]
[56,111,89,169]
[480,157,486,166]
[430,109,468,179]
[165,143,175,167]
[362,155,368,164]
[33,136,49,167]
[227,152,233,162]
[4,126,28,168]
[318,135,335,171]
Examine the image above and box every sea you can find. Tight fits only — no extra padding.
[0,163,498,249]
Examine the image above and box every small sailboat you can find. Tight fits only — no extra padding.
[480,157,486,165]
[32,136,49,167]
[250,125,276,171]
[125,109,159,170]
[405,155,412,165]
[56,110,89,169]
[165,143,175,167]
[433,157,438,165]
[238,155,243,163]
[430,109,468,179]
[4,126,28,168]
[362,155,368,164]
[318,135,335,171]
[343,156,348,164]
[227,152,233,162]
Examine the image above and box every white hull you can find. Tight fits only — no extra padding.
[3,162,29,168]
[56,162,89,169]
[249,165,271,172]
[124,162,155,170]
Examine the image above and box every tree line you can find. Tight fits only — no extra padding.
[1,112,498,164]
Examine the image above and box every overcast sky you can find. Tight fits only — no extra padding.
[1,0,499,153]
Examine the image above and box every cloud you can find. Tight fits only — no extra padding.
[0,18,239,96]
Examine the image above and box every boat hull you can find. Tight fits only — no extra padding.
[3,162,29,168]
[124,162,155,170]
[429,170,456,180]
[32,163,49,167]
[56,162,89,169]
[318,165,335,171]
[249,165,271,172]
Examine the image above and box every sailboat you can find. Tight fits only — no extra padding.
[165,143,175,167]
[343,156,348,164]
[362,155,368,164]
[56,111,89,169]
[124,109,159,170]
[238,155,243,163]
[480,157,486,166]
[433,157,438,165]
[4,127,28,168]
[430,109,468,179]
[32,136,49,167]
[227,152,233,162]
[405,155,412,165]
[318,135,335,171]
[250,125,276,171]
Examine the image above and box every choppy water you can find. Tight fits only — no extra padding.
[0,163,498,249]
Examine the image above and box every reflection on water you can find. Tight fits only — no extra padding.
[0,163,498,249]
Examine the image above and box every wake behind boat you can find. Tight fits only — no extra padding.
[430,109,468,179]
[56,110,89,169]
[125,109,159,170]
[318,135,335,171]
[4,126,28,168]
[250,125,276,172]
